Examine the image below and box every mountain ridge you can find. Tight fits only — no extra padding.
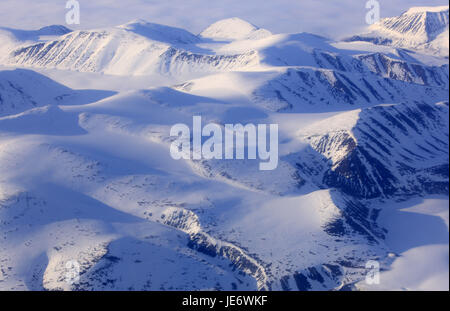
[345,5,449,57]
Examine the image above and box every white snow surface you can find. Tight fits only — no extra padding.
[0,6,448,291]
[357,197,449,291]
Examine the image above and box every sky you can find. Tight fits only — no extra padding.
[0,0,448,39]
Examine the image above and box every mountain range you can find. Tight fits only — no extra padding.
[345,6,449,57]
[0,6,448,291]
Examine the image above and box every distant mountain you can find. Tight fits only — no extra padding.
[199,17,272,40]
[176,54,449,113]
[345,6,449,57]
[0,69,114,117]
[3,21,259,76]
[0,25,72,60]
[0,25,72,41]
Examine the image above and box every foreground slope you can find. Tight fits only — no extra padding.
[3,21,259,76]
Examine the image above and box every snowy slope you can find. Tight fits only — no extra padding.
[297,102,449,199]
[200,17,272,40]
[118,19,200,44]
[0,69,114,117]
[2,16,448,80]
[0,87,389,290]
[3,21,259,76]
[0,25,72,41]
[252,65,448,112]
[0,25,72,63]
[357,197,449,291]
[174,59,448,113]
[0,5,448,291]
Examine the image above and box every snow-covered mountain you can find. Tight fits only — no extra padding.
[4,15,448,79]
[200,17,272,40]
[0,86,391,290]
[0,69,114,117]
[0,6,448,291]
[0,25,72,41]
[298,101,449,199]
[345,6,449,57]
[3,21,259,76]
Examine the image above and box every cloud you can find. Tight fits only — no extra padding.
[0,0,448,38]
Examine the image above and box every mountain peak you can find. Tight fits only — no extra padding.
[370,5,449,41]
[117,19,200,44]
[200,17,272,40]
[345,5,449,57]
[0,24,72,41]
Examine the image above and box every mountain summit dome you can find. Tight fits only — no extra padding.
[200,17,272,40]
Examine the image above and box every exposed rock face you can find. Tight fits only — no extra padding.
[199,17,272,40]
[253,58,448,111]
[0,69,115,117]
[6,28,259,76]
[298,102,449,199]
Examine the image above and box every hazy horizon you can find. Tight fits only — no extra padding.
[0,0,448,39]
